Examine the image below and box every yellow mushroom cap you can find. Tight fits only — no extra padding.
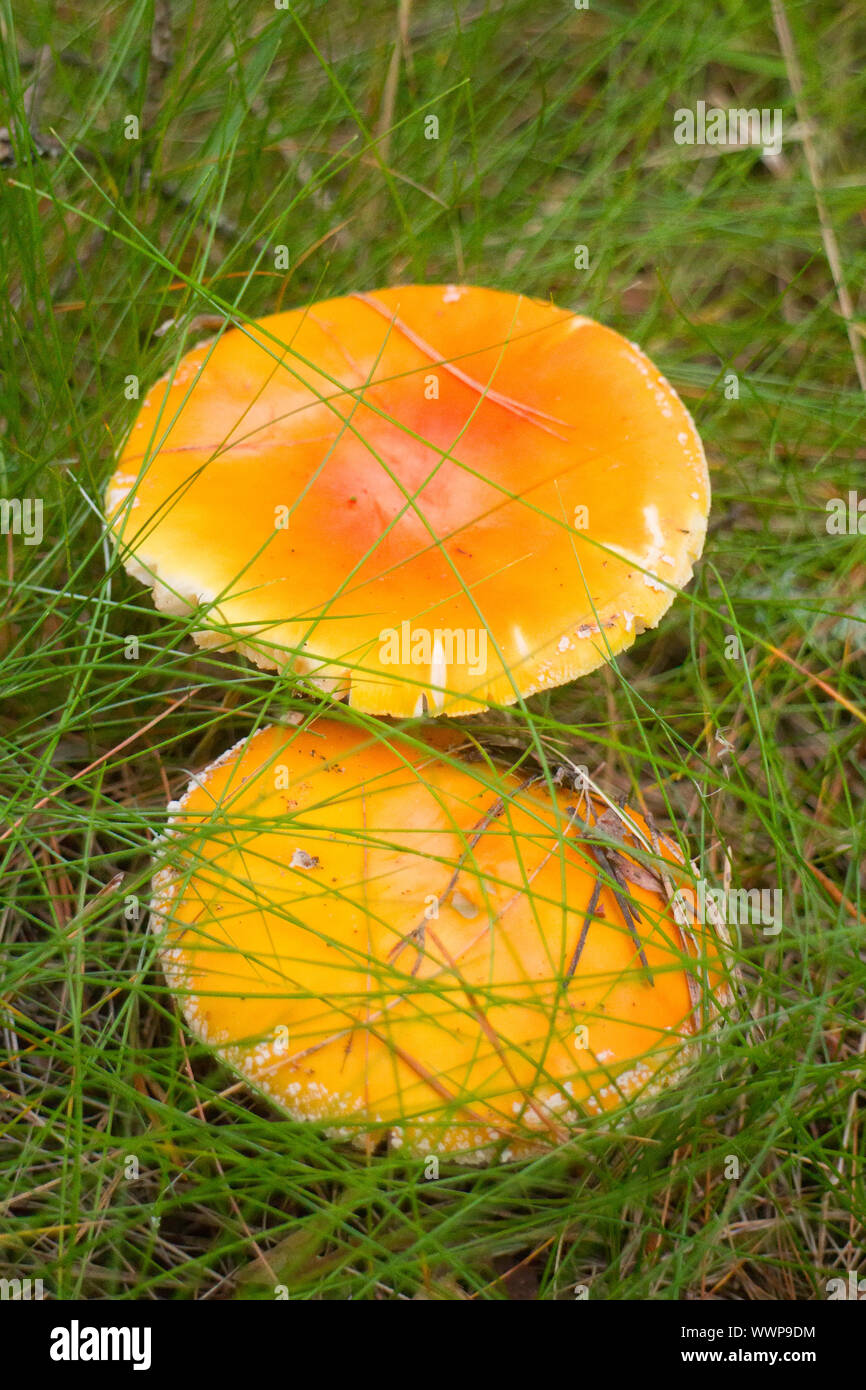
[152,720,732,1163]
[107,285,710,716]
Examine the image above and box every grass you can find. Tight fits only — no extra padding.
[1,0,865,1301]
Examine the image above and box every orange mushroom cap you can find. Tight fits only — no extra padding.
[152,720,732,1163]
[106,285,709,716]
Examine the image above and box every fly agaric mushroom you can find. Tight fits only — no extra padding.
[152,719,732,1163]
[106,285,709,716]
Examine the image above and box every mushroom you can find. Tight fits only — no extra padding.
[152,719,733,1164]
[106,285,709,716]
